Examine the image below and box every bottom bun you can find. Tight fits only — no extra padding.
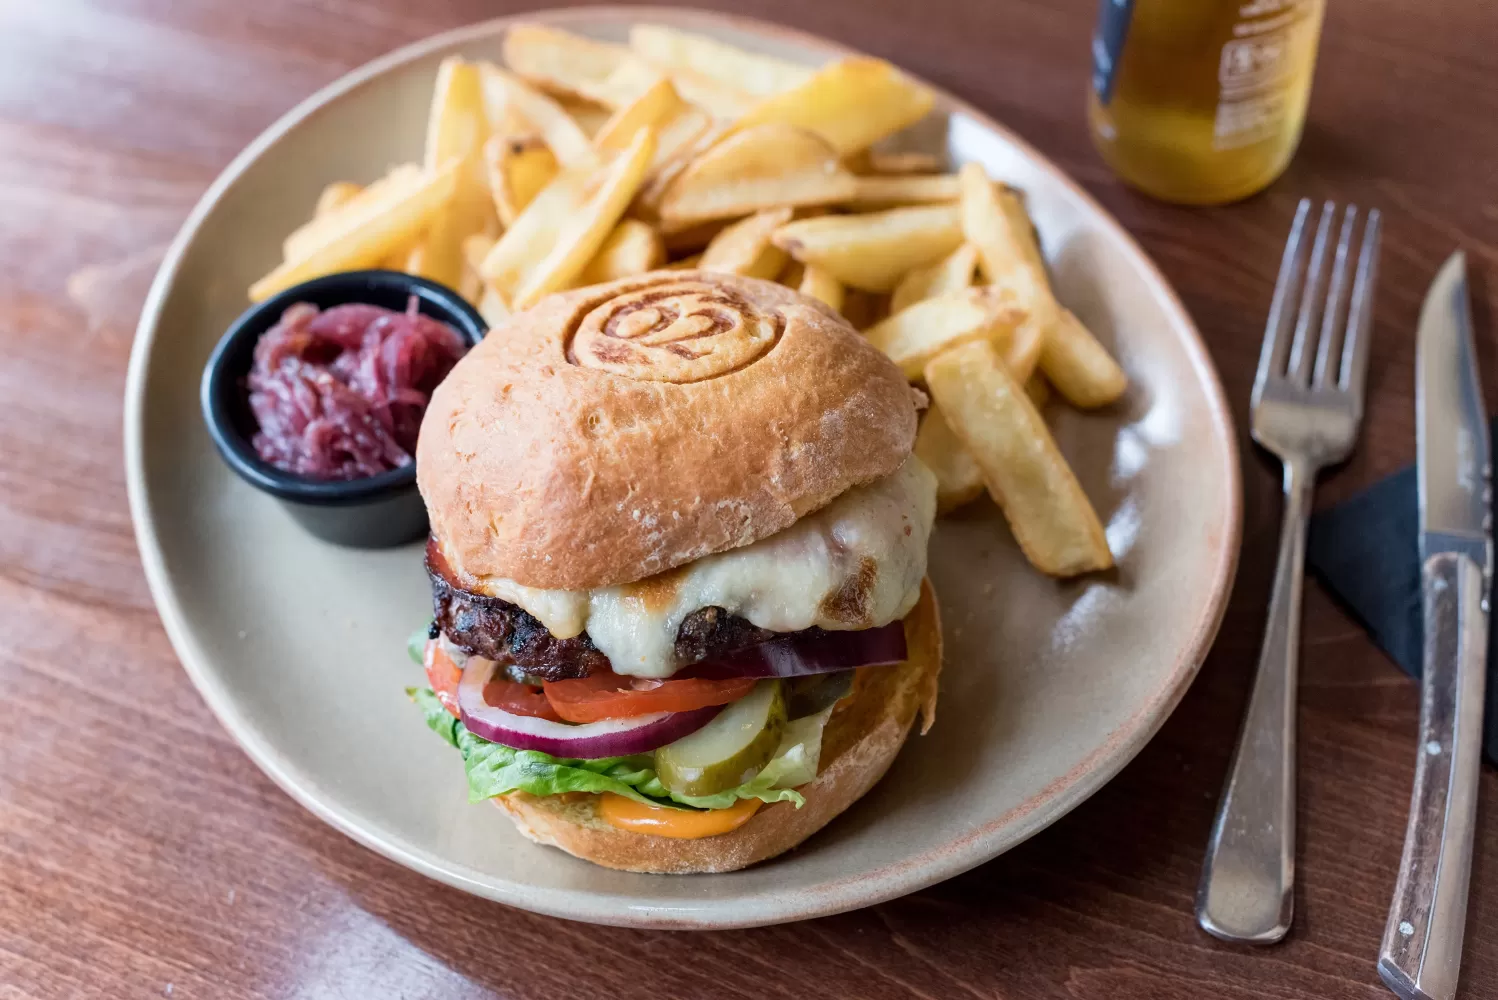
[495,578,942,874]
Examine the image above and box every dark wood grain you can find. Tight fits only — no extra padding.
[2,0,1496,997]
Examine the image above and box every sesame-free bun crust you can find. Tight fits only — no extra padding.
[417,271,919,591]
[495,579,941,874]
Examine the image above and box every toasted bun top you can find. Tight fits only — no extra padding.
[417,270,919,590]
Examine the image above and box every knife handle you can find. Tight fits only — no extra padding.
[1379,551,1488,1000]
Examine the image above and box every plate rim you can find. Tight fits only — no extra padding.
[123,5,1242,929]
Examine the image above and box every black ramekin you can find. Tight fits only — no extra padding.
[200,270,486,548]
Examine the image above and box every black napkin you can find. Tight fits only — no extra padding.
[1306,421,1498,765]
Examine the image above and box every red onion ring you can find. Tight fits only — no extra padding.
[457,657,721,757]
[683,621,907,680]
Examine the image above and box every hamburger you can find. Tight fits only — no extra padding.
[408,270,941,874]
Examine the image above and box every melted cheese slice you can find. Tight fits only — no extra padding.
[466,457,938,677]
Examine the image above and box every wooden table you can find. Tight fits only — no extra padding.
[3,0,1495,996]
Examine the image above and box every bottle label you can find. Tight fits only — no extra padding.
[1212,0,1320,149]
[1091,0,1136,105]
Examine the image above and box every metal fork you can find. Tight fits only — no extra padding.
[1197,198,1383,944]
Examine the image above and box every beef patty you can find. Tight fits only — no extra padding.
[427,538,798,681]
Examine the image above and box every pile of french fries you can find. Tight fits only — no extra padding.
[249,23,1128,579]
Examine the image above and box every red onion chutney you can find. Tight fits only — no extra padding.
[247,299,467,480]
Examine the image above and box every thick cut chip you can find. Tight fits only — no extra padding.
[485,134,560,228]
[501,24,658,109]
[864,285,1025,379]
[594,77,685,153]
[924,339,1113,576]
[250,159,461,302]
[731,57,934,157]
[771,202,962,292]
[627,24,812,97]
[560,97,613,137]
[1040,307,1129,408]
[478,63,598,169]
[890,242,979,314]
[857,150,945,175]
[962,165,1127,407]
[510,125,657,308]
[283,164,422,261]
[578,218,665,284]
[798,265,844,313]
[410,57,493,290]
[658,124,858,224]
[699,207,793,279]
[845,173,962,208]
[914,404,984,514]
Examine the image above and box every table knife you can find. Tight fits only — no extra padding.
[1379,251,1490,1000]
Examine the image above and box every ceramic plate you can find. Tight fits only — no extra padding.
[124,7,1240,929]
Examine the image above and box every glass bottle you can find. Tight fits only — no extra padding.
[1088,0,1327,205]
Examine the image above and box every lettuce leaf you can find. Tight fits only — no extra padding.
[408,687,829,811]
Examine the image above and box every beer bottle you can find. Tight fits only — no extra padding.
[1088,0,1327,205]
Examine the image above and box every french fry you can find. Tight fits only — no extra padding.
[859,150,945,175]
[627,24,812,97]
[731,57,934,157]
[914,405,985,514]
[484,134,560,227]
[845,173,962,208]
[410,57,492,290]
[1040,307,1129,408]
[578,218,665,284]
[477,284,511,327]
[501,24,658,110]
[661,70,755,118]
[480,166,589,291]
[798,265,845,314]
[1025,373,1052,409]
[478,63,598,169]
[924,339,1113,576]
[864,285,1025,379]
[250,159,461,302]
[699,207,792,279]
[594,77,685,153]
[779,260,805,289]
[511,126,657,308]
[315,182,363,217]
[962,165,1127,406]
[889,242,978,314]
[959,162,1058,330]
[658,124,858,224]
[284,164,422,261]
[771,202,962,292]
[1005,317,1046,385]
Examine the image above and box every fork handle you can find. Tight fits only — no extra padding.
[1196,456,1313,944]
[1378,552,1487,1000]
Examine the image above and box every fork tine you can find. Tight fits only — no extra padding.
[1254,199,1313,400]
[1312,206,1359,386]
[1339,208,1383,407]
[1287,202,1337,385]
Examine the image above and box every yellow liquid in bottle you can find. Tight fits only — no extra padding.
[1089,0,1325,205]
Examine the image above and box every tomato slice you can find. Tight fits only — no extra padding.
[483,676,563,722]
[543,672,757,723]
[423,639,463,719]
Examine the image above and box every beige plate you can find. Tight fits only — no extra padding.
[124,7,1240,929]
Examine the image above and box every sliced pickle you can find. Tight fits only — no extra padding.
[655,680,786,798]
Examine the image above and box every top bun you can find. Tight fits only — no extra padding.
[417,270,919,591]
